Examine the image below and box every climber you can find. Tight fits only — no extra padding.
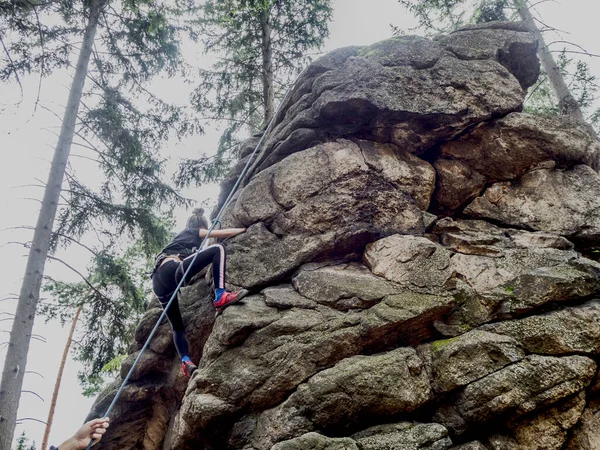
[151,208,248,378]
[49,417,110,450]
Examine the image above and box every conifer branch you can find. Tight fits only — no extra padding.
[16,417,47,425]
[21,391,45,402]
[50,232,99,256]
[32,6,46,114]
[45,255,111,303]
[0,35,24,100]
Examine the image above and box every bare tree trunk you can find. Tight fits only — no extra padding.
[514,0,584,120]
[0,2,102,448]
[260,6,274,126]
[40,306,81,450]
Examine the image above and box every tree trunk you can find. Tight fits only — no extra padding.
[260,6,274,126]
[514,0,584,120]
[40,306,81,450]
[0,1,102,448]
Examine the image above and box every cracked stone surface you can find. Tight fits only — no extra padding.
[434,355,595,430]
[435,113,600,211]
[88,21,600,450]
[487,392,586,450]
[420,330,525,394]
[248,347,432,449]
[465,165,600,242]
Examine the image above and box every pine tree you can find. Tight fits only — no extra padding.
[175,0,333,188]
[0,3,103,446]
[0,1,197,447]
[513,0,583,119]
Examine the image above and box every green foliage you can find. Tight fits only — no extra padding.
[525,51,600,133]
[13,432,36,450]
[102,354,128,372]
[394,0,511,34]
[0,1,76,81]
[176,154,237,187]
[3,0,199,252]
[176,0,333,188]
[396,0,470,33]
[1,0,191,80]
[40,231,172,396]
[472,0,509,23]
[193,0,332,126]
[2,0,198,392]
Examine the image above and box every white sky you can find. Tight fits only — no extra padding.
[1,0,599,448]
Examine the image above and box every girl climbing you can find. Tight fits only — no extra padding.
[151,210,248,378]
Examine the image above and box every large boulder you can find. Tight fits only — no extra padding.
[420,330,525,394]
[434,21,539,88]
[482,300,600,355]
[364,235,453,293]
[271,433,359,450]
[465,165,600,241]
[435,113,600,211]
[352,422,452,450]
[246,28,531,178]
[173,283,454,448]
[434,355,595,432]
[224,139,435,288]
[364,225,600,327]
[270,424,453,450]
[248,348,432,449]
[487,393,586,450]
[450,443,487,450]
[292,262,400,310]
[566,402,600,450]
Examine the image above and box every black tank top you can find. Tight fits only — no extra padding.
[151,228,202,278]
[161,228,202,256]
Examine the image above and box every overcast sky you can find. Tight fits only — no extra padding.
[1,0,599,448]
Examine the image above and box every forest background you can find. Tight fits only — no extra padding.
[1,0,599,448]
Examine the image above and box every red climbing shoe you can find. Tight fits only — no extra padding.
[214,289,249,314]
[181,360,197,379]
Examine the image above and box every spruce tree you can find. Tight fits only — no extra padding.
[176,0,333,188]
[13,432,36,450]
[0,1,197,447]
[0,3,103,446]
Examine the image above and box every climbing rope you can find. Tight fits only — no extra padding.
[86,71,299,449]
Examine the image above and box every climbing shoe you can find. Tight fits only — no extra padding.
[181,360,197,378]
[214,289,249,314]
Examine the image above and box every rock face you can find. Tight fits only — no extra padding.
[435,113,600,211]
[88,22,600,450]
[464,165,600,241]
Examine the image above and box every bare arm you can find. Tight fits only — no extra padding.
[57,417,110,450]
[199,228,246,239]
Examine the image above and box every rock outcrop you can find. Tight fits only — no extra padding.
[89,21,600,450]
